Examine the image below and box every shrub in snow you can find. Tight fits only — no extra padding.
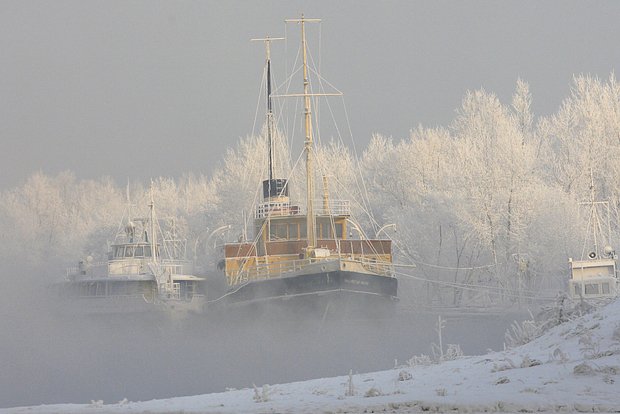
[364,387,382,397]
[573,362,595,375]
[505,294,598,349]
[345,369,355,397]
[435,388,447,396]
[550,347,570,363]
[520,355,542,368]
[442,344,464,361]
[398,370,413,381]
[253,384,271,402]
[491,358,516,372]
[504,315,541,349]
[407,354,433,367]
[494,376,510,384]
[578,331,600,359]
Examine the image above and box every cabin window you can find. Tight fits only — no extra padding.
[320,223,331,239]
[125,246,135,257]
[276,224,287,239]
[288,223,299,239]
[585,283,599,295]
[114,246,124,258]
[144,246,152,257]
[269,223,288,240]
[574,284,582,296]
[602,283,610,294]
[335,223,343,239]
[135,246,144,257]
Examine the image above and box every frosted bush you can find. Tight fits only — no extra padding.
[435,388,447,396]
[578,331,600,358]
[550,347,569,363]
[573,362,595,376]
[398,370,413,381]
[407,354,433,367]
[520,355,542,368]
[344,369,355,397]
[442,344,464,361]
[504,317,541,348]
[253,384,271,402]
[364,387,382,397]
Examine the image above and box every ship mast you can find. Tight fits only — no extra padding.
[251,36,284,185]
[149,183,158,265]
[286,15,321,250]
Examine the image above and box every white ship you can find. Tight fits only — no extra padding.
[55,190,205,317]
[568,176,619,300]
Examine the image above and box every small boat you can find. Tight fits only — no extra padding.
[55,190,205,317]
[216,16,397,317]
[568,176,619,300]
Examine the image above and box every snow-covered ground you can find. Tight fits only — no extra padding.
[3,299,620,414]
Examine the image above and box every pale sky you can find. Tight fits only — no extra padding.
[1,1,619,189]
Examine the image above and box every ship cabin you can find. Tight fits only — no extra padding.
[108,242,160,276]
[569,255,619,300]
[224,178,393,286]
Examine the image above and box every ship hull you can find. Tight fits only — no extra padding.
[211,268,398,320]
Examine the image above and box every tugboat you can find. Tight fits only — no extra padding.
[568,175,619,300]
[56,189,205,317]
[217,17,397,317]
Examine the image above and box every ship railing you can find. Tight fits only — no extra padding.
[234,255,393,284]
[66,261,108,279]
[255,201,299,218]
[315,199,351,216]
[160,261,187,275]
[357,256,395,277]
[255,199,350,218]
[158,282,181,300]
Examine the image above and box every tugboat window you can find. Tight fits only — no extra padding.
[335,223,343,239]
[585,283,599,295]
[288,223,299,239]
[602,283,610,294]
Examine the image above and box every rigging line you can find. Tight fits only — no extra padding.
[251,66,268,139]
[409,261,499,270]
[283,43,302,142]
[396,271,544,298]
[318,21,322,81]
[341,97,376,230]
[393,271,540,300]
[284,22,289,146]
[306,47,374,232]
[307,65,344,95]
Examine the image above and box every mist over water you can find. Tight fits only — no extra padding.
[0,261,524,409]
